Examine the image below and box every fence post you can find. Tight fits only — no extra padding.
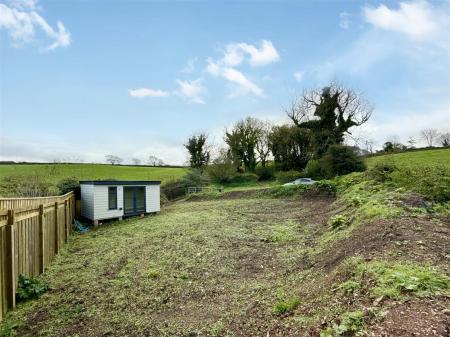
[54,202,59,254]
[38,205,45,273]
[5,210,16,309]
[64,200,69,242]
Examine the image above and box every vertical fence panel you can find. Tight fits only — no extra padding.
[0,192,75,321]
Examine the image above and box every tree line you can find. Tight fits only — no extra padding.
[185,83,373,182]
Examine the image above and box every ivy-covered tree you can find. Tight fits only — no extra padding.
[287,83,372,158]
[184,133,210,170]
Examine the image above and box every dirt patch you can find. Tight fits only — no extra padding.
[370,298,450,337]
[315,216,450,272]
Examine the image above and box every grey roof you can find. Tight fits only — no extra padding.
[79,180,161,185]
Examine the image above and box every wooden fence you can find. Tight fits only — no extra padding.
[0,192,75,322]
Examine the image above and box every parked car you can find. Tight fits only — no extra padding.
[283,178,316,186]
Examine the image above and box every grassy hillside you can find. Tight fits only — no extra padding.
[1,172,448,336]
[366,147,450,168]
[0,164,187,184]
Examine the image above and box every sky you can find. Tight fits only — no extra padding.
[0,0,449,165]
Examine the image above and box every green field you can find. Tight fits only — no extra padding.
[0,164,187,184]
[365,147,450,168]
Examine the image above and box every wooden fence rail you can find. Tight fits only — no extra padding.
[0,192,75,322]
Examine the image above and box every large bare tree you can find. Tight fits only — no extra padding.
[421,128,440,147]
[287,83,372,157]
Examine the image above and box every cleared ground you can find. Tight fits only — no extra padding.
[1,183,449,336]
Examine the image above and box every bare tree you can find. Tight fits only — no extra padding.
[105,155,123,165]
[286,82,372,157]
[421,128,440,147]
[439,132,450,147]
[286,83,372,130]
[363,139,375,153]
[147,155,164,166]
[256,121,272,167]
[131,158,141,165]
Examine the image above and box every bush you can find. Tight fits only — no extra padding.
[207,163,236,184]
[181,169,210,187]
[304,159,323,179]
[314,180,337,195]
[320,145,366,178]
[367,162,398,182]
[329,214,347,230]
[255,166,275,181]
[16,274,48,302]
[229,173,258,184]
[275,170,302,184]
[56,177,80,198]
[161,180,185,200]
[0,174,57,197]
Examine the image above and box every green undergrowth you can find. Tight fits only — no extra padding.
[343,257,450,299]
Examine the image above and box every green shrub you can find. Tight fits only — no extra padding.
[264,184,310,197]
[304,159,323,179]
[367,161,398,182]
[56,177,80,198]
[275,170,302,184]
[16,274,48,302]
[255,166,275,181]
[320,311,365,337]
[229,173,258,184]
[314,180,337,195]
[273,297,300,315]
[329,215,347,230]
[207,162,236,184]
[320,145,366,178]
[161,180,185,200]
[181,169,210,187]
[356,261,450,298]
[339,280,361,294]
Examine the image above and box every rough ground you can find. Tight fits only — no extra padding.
[1,193,449,337]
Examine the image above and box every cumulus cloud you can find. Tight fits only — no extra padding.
[0,0,71,50]
[206,59,263,97]
[129,88,170,98]
[363,1,447,41]
[221,40,280,67]
[175,78,207,104]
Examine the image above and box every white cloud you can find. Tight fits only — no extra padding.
[129,88,170,98]
[0,0,71,50]
[339,12,351,29]
[221,67,263,97]
[221,40,280,67]
[206,59,263,97]
[181,57,197,73]
[175,78,207,104]
[293,71,303,82]
[363,1,443,41]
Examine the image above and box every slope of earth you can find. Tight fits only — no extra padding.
[1,175,449,336]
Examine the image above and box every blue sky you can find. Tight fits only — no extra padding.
[1,0,449,165]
